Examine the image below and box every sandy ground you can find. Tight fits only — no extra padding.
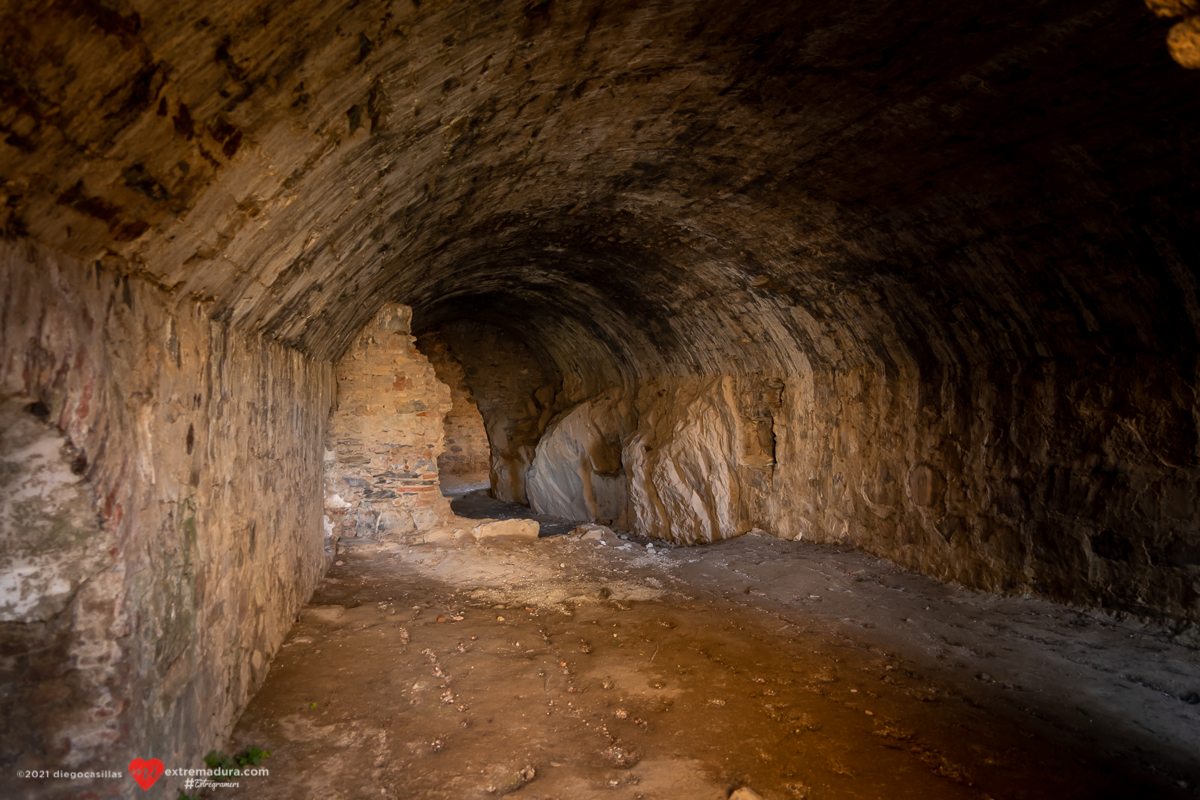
[213,511,1200,800]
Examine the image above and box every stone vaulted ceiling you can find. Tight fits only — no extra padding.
[2,0,1198,381]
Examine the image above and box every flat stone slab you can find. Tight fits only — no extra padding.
[473,518,540,539]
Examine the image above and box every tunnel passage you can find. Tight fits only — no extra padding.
[419,321,566,506]
[414,333,491,489]
[1,0,1200,795]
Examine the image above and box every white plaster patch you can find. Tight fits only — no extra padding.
[0,558,74,619]
[324,493,351,510]
[1,400,107,622]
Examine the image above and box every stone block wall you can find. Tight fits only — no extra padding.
[324,305,454,543]
[415,333,491,478]
[1,242,334,799]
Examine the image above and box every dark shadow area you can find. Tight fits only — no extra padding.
[449,488,578,538]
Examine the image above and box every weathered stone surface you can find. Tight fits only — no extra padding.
[0,399,107,623]
[613,359,1200,621]
[624,378,747,545]
[1,242,332,797]
[765,360,1200,620]
[729,788,765,800]
[1169,16,1200,66]
[420,526,464,545]
[527,388,634,526]
[568,523,615,541]
[325,304,455,544]
[1148,0,1200,17]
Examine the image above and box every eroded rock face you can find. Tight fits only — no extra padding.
[0,399,107,623]
[325,304,454,542]
[766,359,1200,619]
[610,359,1200,621]
[502,353,1200,624]
[527,387,634,527]
[625,378,746,545]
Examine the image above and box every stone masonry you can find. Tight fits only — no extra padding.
[325,304,455,544]
[1,242,333,800]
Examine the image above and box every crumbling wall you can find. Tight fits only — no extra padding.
[433,322,563,505]
[1,242,334,800]
[324,305,454,544]
[415,333,491,479]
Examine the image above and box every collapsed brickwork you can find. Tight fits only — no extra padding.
[324,305,454,544]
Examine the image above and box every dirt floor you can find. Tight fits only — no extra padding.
[214,499,1200,800]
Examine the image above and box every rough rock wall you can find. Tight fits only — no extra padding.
[325,305,454,543]
[622,377,773,545]
[770,359,1200,624]
[415,333,491,478]
[1,400,107,625]
[527,388,634,527]
[433,322,564,504]
[0,242,333,799]
[612,360,1200,624]
[525,376,775,541]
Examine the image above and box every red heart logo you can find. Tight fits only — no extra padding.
[128,758,164,791]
